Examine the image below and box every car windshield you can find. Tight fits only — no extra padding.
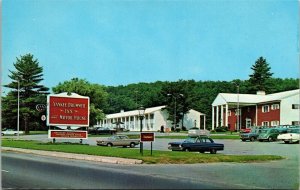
[184,137,197,143]
[261,129,269,133]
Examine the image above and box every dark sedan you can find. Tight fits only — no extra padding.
[88,127,116,135]
[168,135,224,154]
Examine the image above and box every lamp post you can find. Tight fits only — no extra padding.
[138,106,145,155]
[167,93,183,130]
[17,80,20,139]
[236,85,240,131]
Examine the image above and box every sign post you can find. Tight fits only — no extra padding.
[140,132,155,156]
[47,92,90,142]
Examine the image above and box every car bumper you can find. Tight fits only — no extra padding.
[168,146,183,151]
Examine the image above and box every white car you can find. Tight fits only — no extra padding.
[277,128,300,144]
[1,129,24,136]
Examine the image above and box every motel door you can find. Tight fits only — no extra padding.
[246,118,251,128]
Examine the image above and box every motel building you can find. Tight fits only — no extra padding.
[211,89,300,131]
[99,105,206,132]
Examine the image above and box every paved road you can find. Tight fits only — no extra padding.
[2,152,235,189]
[3,134,299,189]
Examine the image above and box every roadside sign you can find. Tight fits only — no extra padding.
[36,104,46,112]
[47,92,90,126]
[41,115,46,121]
[48,130,88,139]
[140,132,155,142]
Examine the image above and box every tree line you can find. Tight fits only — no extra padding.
[2,54,298,133]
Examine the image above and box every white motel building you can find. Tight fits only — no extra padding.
[99,105,206,132]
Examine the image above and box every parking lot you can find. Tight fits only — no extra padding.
[7,133,299,159]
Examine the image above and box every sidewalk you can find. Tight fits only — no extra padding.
[2,147,143,165]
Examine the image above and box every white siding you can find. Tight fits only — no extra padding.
[280,94,300,125]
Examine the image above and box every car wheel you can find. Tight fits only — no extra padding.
[241,139,246,142]
[107,143,113,147]
[250,137,255,142]
[284,141,289,144]
[210,149,217,154]
[1,133,4,136]
[268,137,273,142]
[129,143,135,148]
[184,148,190,152]
[199,151,205,153]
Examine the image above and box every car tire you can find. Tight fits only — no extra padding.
[284,141,289,144]
[210,149,217,154]
[199,151,205,153]
[107,143,113,147]
[1,133,4,136]
[129,143,136,148]
[241,139,246,142]
[268,137,273,142]
[184,148,190,152]
[250,137,255,142]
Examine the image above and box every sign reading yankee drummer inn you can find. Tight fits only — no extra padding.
[47,92,90,126]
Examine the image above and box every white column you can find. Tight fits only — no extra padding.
[212,106,215,130]
[225,104,228,127]
[216,106,219,128]
[134,115,136,131]
[148,113,151,130]
[199,115,201,129]
[204,115,206,130]
[221,105,224,127]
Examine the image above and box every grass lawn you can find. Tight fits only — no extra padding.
[2,139,283,164]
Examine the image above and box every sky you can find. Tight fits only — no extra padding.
[2,0,299,93]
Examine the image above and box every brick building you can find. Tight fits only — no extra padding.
[211,89,300,131]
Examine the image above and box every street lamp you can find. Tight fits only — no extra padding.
[17,80,20,139]
[236,84,240,131]
[167,93,183,130]
[138,106,145,155]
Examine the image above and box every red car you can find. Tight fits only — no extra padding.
[241,128,251,133]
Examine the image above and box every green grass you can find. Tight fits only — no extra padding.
[2,139,283,164]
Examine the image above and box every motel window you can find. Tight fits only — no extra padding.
[228,110,231,116]
[262,105,269,113]
[292,104,300,109]
[150,114,154,119]
[271,121,279,126]
[271,104,280,110]
[262,121,269,126]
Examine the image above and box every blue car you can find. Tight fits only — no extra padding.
[168,135,224,154]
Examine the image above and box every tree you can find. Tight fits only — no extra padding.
[161,80,194,130]
[52,78,108,126]
[248,56,273,93]
[3,54,49,134]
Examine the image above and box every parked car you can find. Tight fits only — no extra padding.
[89,127,116,135]
[257,128,280,142]
[96,135,140,148]
[188,129,210,137]
[168,135,224,154]
[277,128,300,144]
[240,128,262,142]
[1,129,24,136]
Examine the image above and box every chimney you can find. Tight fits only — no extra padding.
[120,109,124,113]
[256,91,266,95]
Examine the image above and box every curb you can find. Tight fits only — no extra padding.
[2,147,143,164]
